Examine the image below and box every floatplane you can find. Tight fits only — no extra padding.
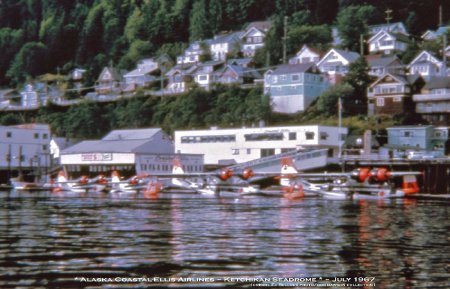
[52,171,108,193]
[161,159,260,197]
[270,158,422,200]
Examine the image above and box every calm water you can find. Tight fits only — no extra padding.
[0,190,449,289]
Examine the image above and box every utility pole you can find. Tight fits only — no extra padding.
[385,8,393,26]
[443,34,447,76]
[360,34,364,56]
[439,4,443,27]
[283,16,288,64]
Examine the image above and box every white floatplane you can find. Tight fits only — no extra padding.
[165,159,260,196]
[52,171,108,193]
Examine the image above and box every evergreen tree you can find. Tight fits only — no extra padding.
[336,5,376,51]
[189,0,210,41]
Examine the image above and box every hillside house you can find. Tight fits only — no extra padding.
[209,31,243,61]
[408,51,447,80]
[95,67,124,95]
[123,58,161,91]
[240,21,271,57]
[317,48,360,84]
[177,41,210,65]
[368,30,411,55]
[412,76,450,125]
[368,73,424,115]
[215,64,261,86]
[264,63,329,114]
[165,64,196,94]
[421,26,450,41]
[289,45,324,65]
[191,61,224,90]
[366,55,405,77]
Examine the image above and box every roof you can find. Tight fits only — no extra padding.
[423,76,450,90]
[268,63,317,75]
[369,22,408,35]
[370,72,422,87]
[102,128,161,141]
[217,65,261,78]
[62,128,174,154]
[366,55,400,67]
[227,58,253,66]
[210,31,243,45]
[368,30,411,43]
[318,48,360,66]
[245,21,272,32]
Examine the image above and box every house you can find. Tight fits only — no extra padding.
[123,58,161,91]
[191,60,224,90]
[332,22,408,46]
[240,20,272,57]
[386,125,448,156]
[71,68,86,81]
[412,76,450,125]
[368,30,411,55]
[95,67,124,95]
[165,64,197,94]
[421,26,450,41]
[177,41,211,65]
[408,51,446,80]
[60,128,203,178]
[366,55,405,77]
[209,31,243,61]
[20,82,62,108]
[289,45,324,65]
[215,64,261,86]
[317,48,360,84]
[367,73,424,115]
[264,63,329,113]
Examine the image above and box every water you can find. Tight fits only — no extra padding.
[0,190,449,288]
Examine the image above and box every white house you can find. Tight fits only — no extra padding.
[408,51,446,79]
[209,31,243,61]
[174,125,348,165]
[421,26,450,41]
[289,45,324,65]
[317,48,360,84]
[240,21,271,57]
[191,60,224,90]
[177,41,211,65]
[368,30,410,55]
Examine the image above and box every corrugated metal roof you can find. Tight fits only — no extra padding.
[102,128,161,141]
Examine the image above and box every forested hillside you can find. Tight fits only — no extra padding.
[0,0,447,87]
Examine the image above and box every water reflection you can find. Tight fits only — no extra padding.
[0,191,449,288]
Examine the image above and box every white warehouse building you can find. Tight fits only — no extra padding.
[174,125,348,166]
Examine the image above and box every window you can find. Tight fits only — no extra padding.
[289,132,297,140]
[376,97,385,106]
[320,132,328,140]
[43,133,48,139]
[6,131,12,138]
[247,149,251,154]
[34,133,39,139]
[291,74,300,82]
[232,149,240,155]
[305,132,315,140]
[42,145,47,151]
[404,131,414,137]
[280,75,287,81]
[198,75,208,81]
